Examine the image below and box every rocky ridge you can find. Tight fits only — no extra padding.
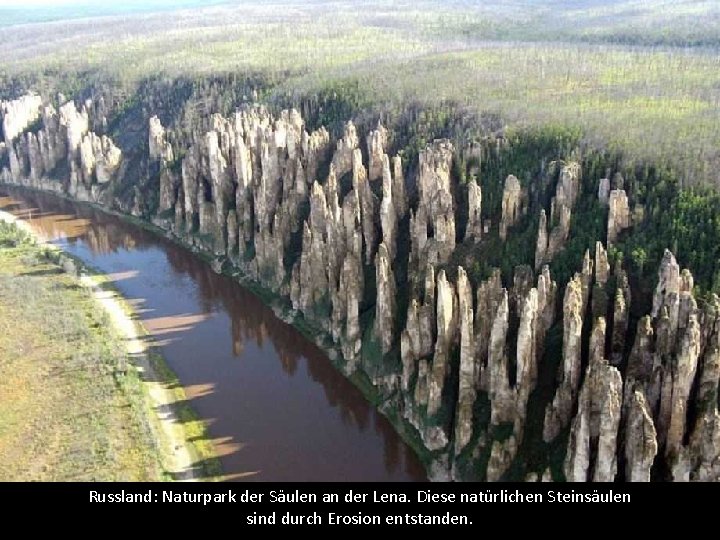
[1,96,122,202]
[2,92,719,482]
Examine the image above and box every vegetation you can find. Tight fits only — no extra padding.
[2,0,720,481]
[2,6,717,325]
[0,222,163,480]
[2,2,720,187]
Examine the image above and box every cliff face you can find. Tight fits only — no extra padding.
[410,140,456,274]
[3,91,719,482]
[1,95,123,202]
[535,163,578,269]
[2,94,42,144]
[499,174,523,241]
[607,189,631,247]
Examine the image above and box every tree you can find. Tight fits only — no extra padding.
[631,247,648,277]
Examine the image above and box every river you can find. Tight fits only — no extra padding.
[0,187,426,482]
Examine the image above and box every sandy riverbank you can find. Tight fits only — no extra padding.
[0,209,207,481]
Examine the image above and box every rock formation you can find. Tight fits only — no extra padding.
[391,155,407,220]
[544,276,585,442]
[595,241,610,286]
[4,88,719,485]
[78,131,121,185]
[555,162,581,212]
[607,189,630,246]
[465,178,482,242]
[353,148,377,264]
[427,270,456,418]
[516,288,540,422]
[535,210,548,270]
[544,206,571,265]
[488,290,512,425]
[2,96,122,201]
[499,174,522,240]
[367,123,388,181]
[331,121,359,178]
[374,242,396,354]
[453,267,476,454]
[624,390,658,482]
[686,302,720,481]
[598,178,610,205]
[148,115,171,161]
[536,162,581,266]
[1,94,42,144]
[401,264,437,408]
[564,318,623,482]
[380,155,397,260]
[410,140,456,272]
[475,270,504,389]
[665,313,701,461]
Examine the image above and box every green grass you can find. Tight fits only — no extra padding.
[146,351,221,479]
[0,222,162,480]
[0,220,221,480]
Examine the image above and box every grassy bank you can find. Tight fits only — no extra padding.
[0,219,218,481]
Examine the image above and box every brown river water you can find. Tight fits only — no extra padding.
[0,187,426,481]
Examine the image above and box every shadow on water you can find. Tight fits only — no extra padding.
[1,188,426,482]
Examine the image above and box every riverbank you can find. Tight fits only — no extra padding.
[1,182,434,479]
[0,208,220,481]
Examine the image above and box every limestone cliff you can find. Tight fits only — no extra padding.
[411,140,456,273]
[624,389,658,482]
[564,317,623,482]
[2,95,122,202]
[331,121,359,178]
[535,162,580,266]
[454,267,476,454]
[607,189,630,247]
[2,94,42,144]
[374,242,396,354]
[499,174,522,241]
[3,89,719,485]
[544,276,585,442]
[367,123,388,181]
[465,179,482,243]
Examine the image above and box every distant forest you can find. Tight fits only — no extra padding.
[3,1,720,293]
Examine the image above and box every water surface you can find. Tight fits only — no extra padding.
[0,187,425,481]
